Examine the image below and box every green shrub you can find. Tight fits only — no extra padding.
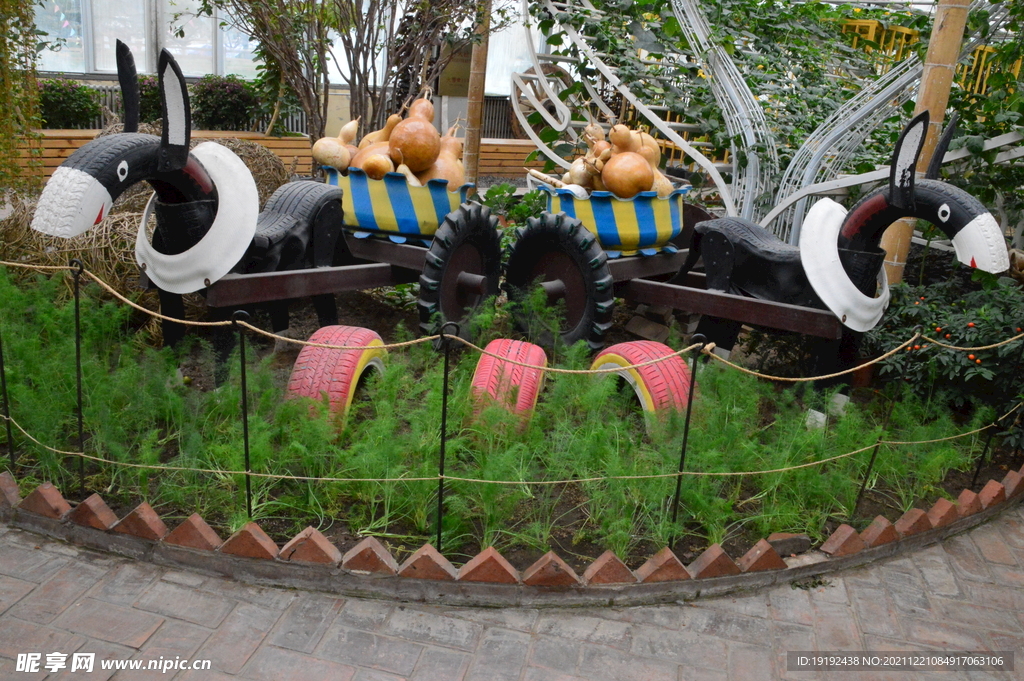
[865,273,1024,446]
[38,78,100,129]
[189,75,257,131]
[137,74,163,125]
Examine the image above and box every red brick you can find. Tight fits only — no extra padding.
[979,480,1006,509]
[894,508,932,537]
[279,527,341,565]
[219,522,278,559]
[1002,470,1024,498]
[341,537,398,575]
[18,482,71,519]
[766,532,811,556]
[737,539,786,573]
[521,551,580,587]
[66,493,118,530]
[0,471,20,508]
[582,551,636,585]
[926,498,959,529]
[634,547,690,583]
[860,516,899,547]
[820,524,866,557]
[112,501,168,540]
[688,544,741,579]
[163,513,223,551]
[398,544,457,581]
[458,547,519,584]
[958,489,983,517]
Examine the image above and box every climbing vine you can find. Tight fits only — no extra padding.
[0,0,42,196]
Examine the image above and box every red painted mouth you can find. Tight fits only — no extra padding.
[93,205,104,225]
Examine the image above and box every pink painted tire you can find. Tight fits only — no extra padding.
[471,339,548,417]
[590,341,692,415]
[286,325,386,419]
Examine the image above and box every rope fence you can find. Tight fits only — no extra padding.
[4,410,1009,484]
[4,259,1021,374]
[1,259,1022,544]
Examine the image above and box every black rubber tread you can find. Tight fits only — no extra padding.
[417,202,501,337]
[257,180,345,272]
[62,132,160,173]
[254,210,300,245]
[263,180,342,216]
[503,212,615,351]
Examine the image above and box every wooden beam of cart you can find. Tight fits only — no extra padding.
[618,278,845,339]
[206,263,419,307]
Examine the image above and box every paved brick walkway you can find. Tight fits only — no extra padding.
[2,508,1024,681]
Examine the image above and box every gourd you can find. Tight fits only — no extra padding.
[360,154,394,180]
[601,151,653,199]
[358,114,402,149]
[311,117,361,170]
[416,125,465,188]
[350,141,394,180]
[388,97,441,173]
[608,124,639,154]
[395,163,422,186]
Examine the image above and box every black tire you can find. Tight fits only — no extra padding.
[417,202,501,337]
[261,180,344,269]
[503,212,614,351]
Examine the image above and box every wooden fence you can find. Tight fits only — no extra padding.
[17,131,546,181]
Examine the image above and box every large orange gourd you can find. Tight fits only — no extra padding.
[389,98,441,173]
[601,151,654,199]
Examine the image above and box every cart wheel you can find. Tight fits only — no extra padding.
[471,339,548,417]
[418,202,501,337]
[590,341,692,415]
[504,212,614,351]
[286,325,386,420]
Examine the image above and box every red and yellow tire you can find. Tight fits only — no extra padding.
[286,325,386,419]
[590,341,692,415]
[471,339,548,417]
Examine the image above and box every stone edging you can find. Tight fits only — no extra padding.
[1,468,1021,607]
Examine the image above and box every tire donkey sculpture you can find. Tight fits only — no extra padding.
[672,112,1010,369]
[31,42,341,349]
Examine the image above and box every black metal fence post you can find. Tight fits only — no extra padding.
[232,310,253,520]
[436,321,460,552]
[0,316,14,469]
[671,334,706,525]
[971,330,1024,487]
[71,259,85,494]
[851,330,920,521]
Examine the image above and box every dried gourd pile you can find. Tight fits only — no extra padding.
[311,97,465,189]
[556,122,676,199]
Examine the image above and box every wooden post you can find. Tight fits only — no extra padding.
[879,0,970,284]
[463,0,493,194]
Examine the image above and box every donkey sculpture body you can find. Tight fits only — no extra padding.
[31,42,342,346]
[673,112,1009,353]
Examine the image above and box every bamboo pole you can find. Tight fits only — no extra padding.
[879,0,971,283]
[463,0,493,195]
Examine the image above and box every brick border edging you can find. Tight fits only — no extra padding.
[0,471,1020,608]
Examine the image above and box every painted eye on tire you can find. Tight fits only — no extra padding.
[937,203,951,222]
[117,160,129,182]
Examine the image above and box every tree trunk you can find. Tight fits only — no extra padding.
[879,0,970,283]
[464,0,493,192]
